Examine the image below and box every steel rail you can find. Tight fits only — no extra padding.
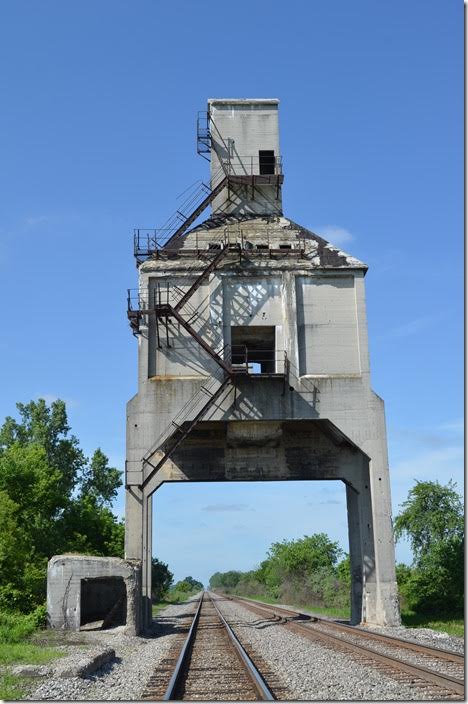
[162,594,204,701]
[226,595,464,697]
[209,594,274,701]
[230,595,464,664]
[162,592,275,701]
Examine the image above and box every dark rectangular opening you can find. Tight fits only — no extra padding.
[208,242,222,249]
[259,150,275,175]
[231,325,275,374]
[80,577,127,629]
[279,244,292,249]
[256,244,269,250]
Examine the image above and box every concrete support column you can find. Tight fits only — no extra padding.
[364,394,401,626]
[125,486,143,561]
[124,482,153,631]
[142,494,152,628]
[345,483,363,625]
[356,464,378,624]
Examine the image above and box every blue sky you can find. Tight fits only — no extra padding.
[0,1,463,586]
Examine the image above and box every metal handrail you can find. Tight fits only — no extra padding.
[134,228,305,257]
[222,155,283,176]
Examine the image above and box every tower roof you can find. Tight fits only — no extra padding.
[140,214,367,272]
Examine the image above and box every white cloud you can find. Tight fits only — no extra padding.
[314,225,355,246]
[23,215,57,229]
[392,445,464,484]
[202,503,255,513]
[380,314,441,340]
[439,418,464,434]
[36,393,78,408]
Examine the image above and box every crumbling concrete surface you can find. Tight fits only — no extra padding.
[47,555,142,636]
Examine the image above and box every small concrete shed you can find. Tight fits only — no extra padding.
[47,555,142,635]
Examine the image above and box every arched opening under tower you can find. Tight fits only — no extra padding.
[152,478,352,620]
[131,417,379,628]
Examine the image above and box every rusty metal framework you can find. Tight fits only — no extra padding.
[126,241,290,491]
[126,111,293,491]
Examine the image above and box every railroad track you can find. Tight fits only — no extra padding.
[224,594,464,699]
[142,592,276,700]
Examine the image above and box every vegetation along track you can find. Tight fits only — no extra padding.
[142,592,277,700]
[225,595,464,700]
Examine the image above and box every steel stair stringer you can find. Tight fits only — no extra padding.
[140,374,232,491]
[163,175,228,250]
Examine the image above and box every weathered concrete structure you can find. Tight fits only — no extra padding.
[126,99,401,631]
[47,555,142,634]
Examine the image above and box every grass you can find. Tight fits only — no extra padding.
[401,610,464,638]
[0,673,27,700]
[231,593,464,637]
[0,642,64,666]
[152,601,171,616]
[0,610,65,700]
[293,603,350,619]
[152,590,201,617]
[236,593,349,620]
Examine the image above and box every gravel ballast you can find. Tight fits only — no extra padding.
[28,597,199,701]
[265,599,464,655]
[213,597,463,700]
[26,593,464,701]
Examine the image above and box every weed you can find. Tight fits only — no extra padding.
[0,673,26,700]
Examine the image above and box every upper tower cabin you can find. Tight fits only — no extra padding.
[204,98,283,216]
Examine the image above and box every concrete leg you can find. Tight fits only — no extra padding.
[368,459,401,625]
[142,494,153,629]
[125,486,143,562]
[345,483,363,625]
[124,484,153,631]
[356,466,378,624]
[347,457,400,626]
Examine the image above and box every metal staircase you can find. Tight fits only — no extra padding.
[127,109,288,491]
[163,175,227,249]
[197,111,211,160]
[127,240,239,490]
[140,373,231,490]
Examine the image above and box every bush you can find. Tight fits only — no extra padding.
[209,535,351,612]
[0,611,37,644]
[29,604,47,629]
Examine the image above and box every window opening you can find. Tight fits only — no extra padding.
[256,244,269,250]
[259,150,275,175]
[279,244,292,249]
[208,242,222,249]
[231,326,275,374]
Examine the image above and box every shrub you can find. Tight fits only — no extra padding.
[0,611,37,644]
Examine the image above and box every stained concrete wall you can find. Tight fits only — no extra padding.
[125,252,400,629]
[47,555,142,635]
[296,275,361,375]
[209,99,282,215]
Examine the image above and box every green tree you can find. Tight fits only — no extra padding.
[0,399,124,611]
[151,558,174,601]
[394,480,463,559]
[394,480,464,614]
[181,576,204,591]
[172,577,204,594]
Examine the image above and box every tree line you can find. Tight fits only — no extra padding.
[210,533,350,609]
[210,480,464,618]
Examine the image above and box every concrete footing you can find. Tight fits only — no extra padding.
[47,555,142,635]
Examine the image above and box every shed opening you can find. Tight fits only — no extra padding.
[80,577,127,629]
